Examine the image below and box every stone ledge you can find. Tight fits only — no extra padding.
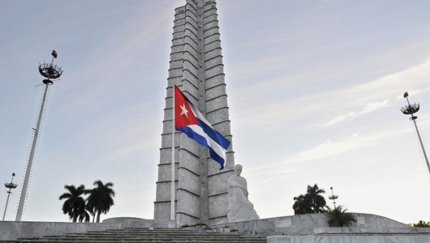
[267,234,430,243]
[313,226,430,234]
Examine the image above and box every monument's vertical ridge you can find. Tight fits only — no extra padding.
[202,0,235,223]
[154,0,234,226]
[154,5,185,220]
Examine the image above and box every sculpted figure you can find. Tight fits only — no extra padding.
[227,164,259,222]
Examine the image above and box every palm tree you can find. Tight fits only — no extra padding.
[86,204,96,223]
[326,205,357,227]
[306,184,326,213]
[293,195,312,215]
[86,180,115,223]
[292,184,327,214]
[78,209,91,223]
[59,185,88,222]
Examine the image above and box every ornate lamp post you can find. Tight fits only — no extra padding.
[400,92,430,175]
[15,51,63,221]
[3,173,18,221]
[328,186,338,208]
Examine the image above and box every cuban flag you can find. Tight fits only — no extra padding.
[174,85,231,169]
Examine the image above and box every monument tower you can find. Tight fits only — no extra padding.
[154,0,234,225]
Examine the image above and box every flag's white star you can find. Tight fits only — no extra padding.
[180,104,189,117]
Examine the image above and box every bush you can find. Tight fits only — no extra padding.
[411,220,430,227]
[326,205,356,227]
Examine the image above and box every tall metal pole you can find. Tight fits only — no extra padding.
[408,102,430,174]
[16,83,50,221]
[171,85,176,221]
[3,173,18,221]
[412,119,430,174]
[401,92,430,175]
[15,51,63,221]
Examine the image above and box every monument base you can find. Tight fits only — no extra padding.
[0,218,174,241]
[213,213,430,242]
[214,213,411,234]
[2,214,430,242]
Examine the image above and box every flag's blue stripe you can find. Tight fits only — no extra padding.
[208,148,225,170]
[177,126,225,169]
[183,95,230,150]
[177,126,209,148]
[196,118,231,150]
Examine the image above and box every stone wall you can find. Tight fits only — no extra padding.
[215,213,430,243]
[267,234,430,243]
[215,213,411,235]
[0,218,174,241]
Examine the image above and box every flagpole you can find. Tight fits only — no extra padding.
[170,85,175,221]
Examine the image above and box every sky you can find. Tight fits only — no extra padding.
[1,0,430,225]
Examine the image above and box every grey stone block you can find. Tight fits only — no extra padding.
[177,169,200,194]
[206,95,227,113]
[170,45,184,54]
[169,60,183,69]
[160,132,180,148]
[205,55,222,69]
[204,27,220,38]
[172,32,184,40]
[206,106,228,123]
[178,150,200,174]
[177,189,200,217]
[205,48,222,60]
[205,40,221,52]
[157,162,178,182]
[203,8,217,18]
[155,182,177,201]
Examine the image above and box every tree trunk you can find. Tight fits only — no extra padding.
[96,210,101,223]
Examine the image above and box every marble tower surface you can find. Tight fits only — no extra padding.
[154,0,235,226]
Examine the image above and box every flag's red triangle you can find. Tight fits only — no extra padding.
[174,85,198,128]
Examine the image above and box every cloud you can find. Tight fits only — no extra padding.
[59,0,182,110]
[231,54,430,132]
[324,99,389,127]
[246,125,412,177]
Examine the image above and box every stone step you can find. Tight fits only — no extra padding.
[58,235,260,239]
[12,227,267,243]
[87,230,237,234]
[64,233,256,237]
[57,234,264,239]
[15,238,266,243]
[70,232,246,235]
[20,237,266,241]
[73,232,241,236]
[31,237,265,241]
[14,240,266,243]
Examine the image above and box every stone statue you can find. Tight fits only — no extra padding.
[227,164,259,222]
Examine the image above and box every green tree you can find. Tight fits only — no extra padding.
[86,180,115,223]
[59,185,89,222]
[412,220,430,227]
[326,205,357,227]
[293,184,327,214]
[293,195,312,214]
[306,184,326,213]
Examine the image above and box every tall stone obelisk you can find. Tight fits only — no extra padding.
[154,0,234,226]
